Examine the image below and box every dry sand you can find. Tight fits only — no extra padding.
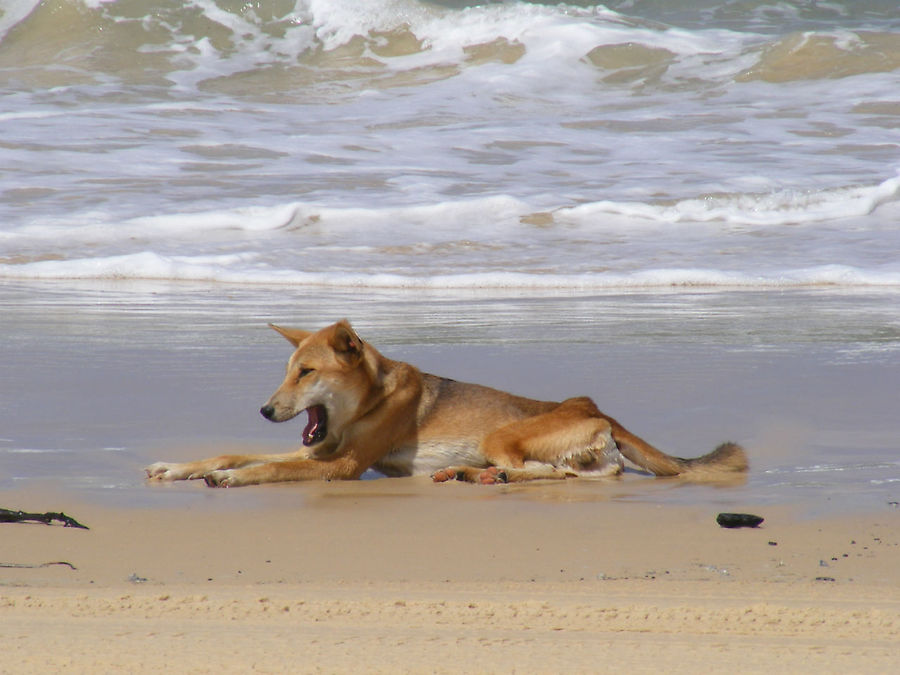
[2,480,898,674]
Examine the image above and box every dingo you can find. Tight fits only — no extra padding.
[146,320,747,487]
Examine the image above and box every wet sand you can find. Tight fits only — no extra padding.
[1,281,899,672]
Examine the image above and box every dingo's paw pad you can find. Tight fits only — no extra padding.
[431,468,457,483]
[478,467,508,485]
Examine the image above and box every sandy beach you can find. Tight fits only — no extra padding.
[2,483,899,673]
[2,282,899,673]
[4,0,900,670]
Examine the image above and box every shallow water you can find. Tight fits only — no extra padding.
[1,281,897,516]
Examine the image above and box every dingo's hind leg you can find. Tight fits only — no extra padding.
[433,397,623,484]
[482,397,622,474]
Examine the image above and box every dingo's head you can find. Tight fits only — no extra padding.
[260,320,374,451]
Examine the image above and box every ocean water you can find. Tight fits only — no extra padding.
[1,1,899,512]
[1,0,899,288]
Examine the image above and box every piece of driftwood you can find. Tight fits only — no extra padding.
[0,561,77,570]
[0,508,89,530]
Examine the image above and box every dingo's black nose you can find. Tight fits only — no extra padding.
[260,404,276,420]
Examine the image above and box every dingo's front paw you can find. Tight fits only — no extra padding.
[145,462,194,481]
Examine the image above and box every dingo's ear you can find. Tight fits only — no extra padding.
[329,320,363,363]
[268,323,312,347]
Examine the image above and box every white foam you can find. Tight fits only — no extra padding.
[299,0,757,86]
[1,195,531,248]
[557,173,900,226]
[2,447,73,454]
[7,172,896,252]
[3,249,898,290]
[0,0,40,40]
[126,0,763,92]
[3,176,900,291]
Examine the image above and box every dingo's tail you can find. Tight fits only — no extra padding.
[604,415,748,477]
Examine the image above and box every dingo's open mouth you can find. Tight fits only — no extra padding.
[303,404,328,446]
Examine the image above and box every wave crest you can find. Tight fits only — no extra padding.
[3,0,897,94]
[557,174,900,226]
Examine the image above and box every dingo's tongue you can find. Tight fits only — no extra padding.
[302,405,327,446]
